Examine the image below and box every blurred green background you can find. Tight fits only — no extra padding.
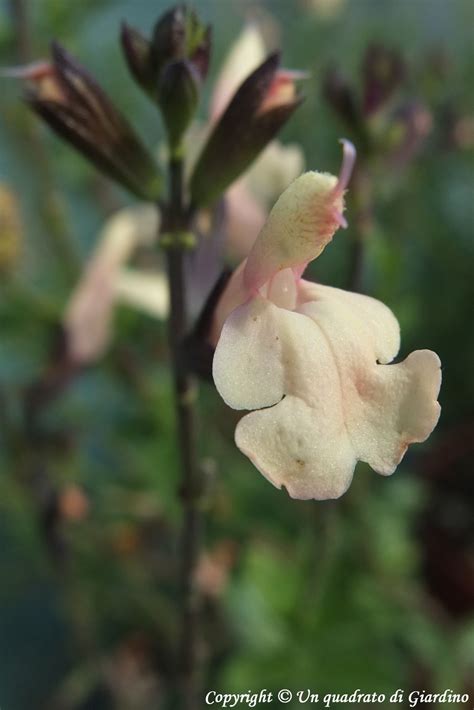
[0,0,473,708]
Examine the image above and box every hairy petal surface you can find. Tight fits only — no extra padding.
[244,171,341,290]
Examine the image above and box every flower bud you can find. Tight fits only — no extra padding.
[322,66,359,128]
[21,43,163,200]
[190,53,303,206]
[158,59,199,153]
[120,22,155,95]
[388,101,432,168]
[120,6,209,149]
[151,4,211,81]
[362,44,405,117]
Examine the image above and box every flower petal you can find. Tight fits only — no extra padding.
[244,141,305,205]
[236,396,356,500]
[225,181,267,261]
[213,280,441,500]
[212,295,286,410]
[299,285,441,476]
[64,205,159,363]
[115,268,169,319]
[298,280,400,364]
[243,141,355,291]
[214,291,357,499]
[243,171,341,291]
[349,350,441,475]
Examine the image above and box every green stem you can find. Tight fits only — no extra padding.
[165,156,203,709]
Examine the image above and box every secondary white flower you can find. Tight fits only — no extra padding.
[212,142,441,500]
[64,204,165,363]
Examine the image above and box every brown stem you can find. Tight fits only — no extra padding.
[165,157,203,709]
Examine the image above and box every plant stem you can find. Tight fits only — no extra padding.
[165,156,203,709]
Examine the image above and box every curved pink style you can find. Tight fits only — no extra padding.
[333,138,357,196]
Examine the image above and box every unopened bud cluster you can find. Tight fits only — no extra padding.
[122,5,211,154]
[10,4,303,214]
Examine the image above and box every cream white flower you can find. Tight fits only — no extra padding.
[212,142,441,500]
[64,204,166,363]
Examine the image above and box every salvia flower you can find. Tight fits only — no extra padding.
[212,141,441,500]
[11,44,162,200]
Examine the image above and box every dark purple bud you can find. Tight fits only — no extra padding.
[190,53,303,206]
[322,66,359,128]
[24,43,162,200]
[362,44,405,117]
[387,101,432,168]
[190,25,212,81]
[158,59,200,153]
[151,4,211,82]
[120,22,155,95]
